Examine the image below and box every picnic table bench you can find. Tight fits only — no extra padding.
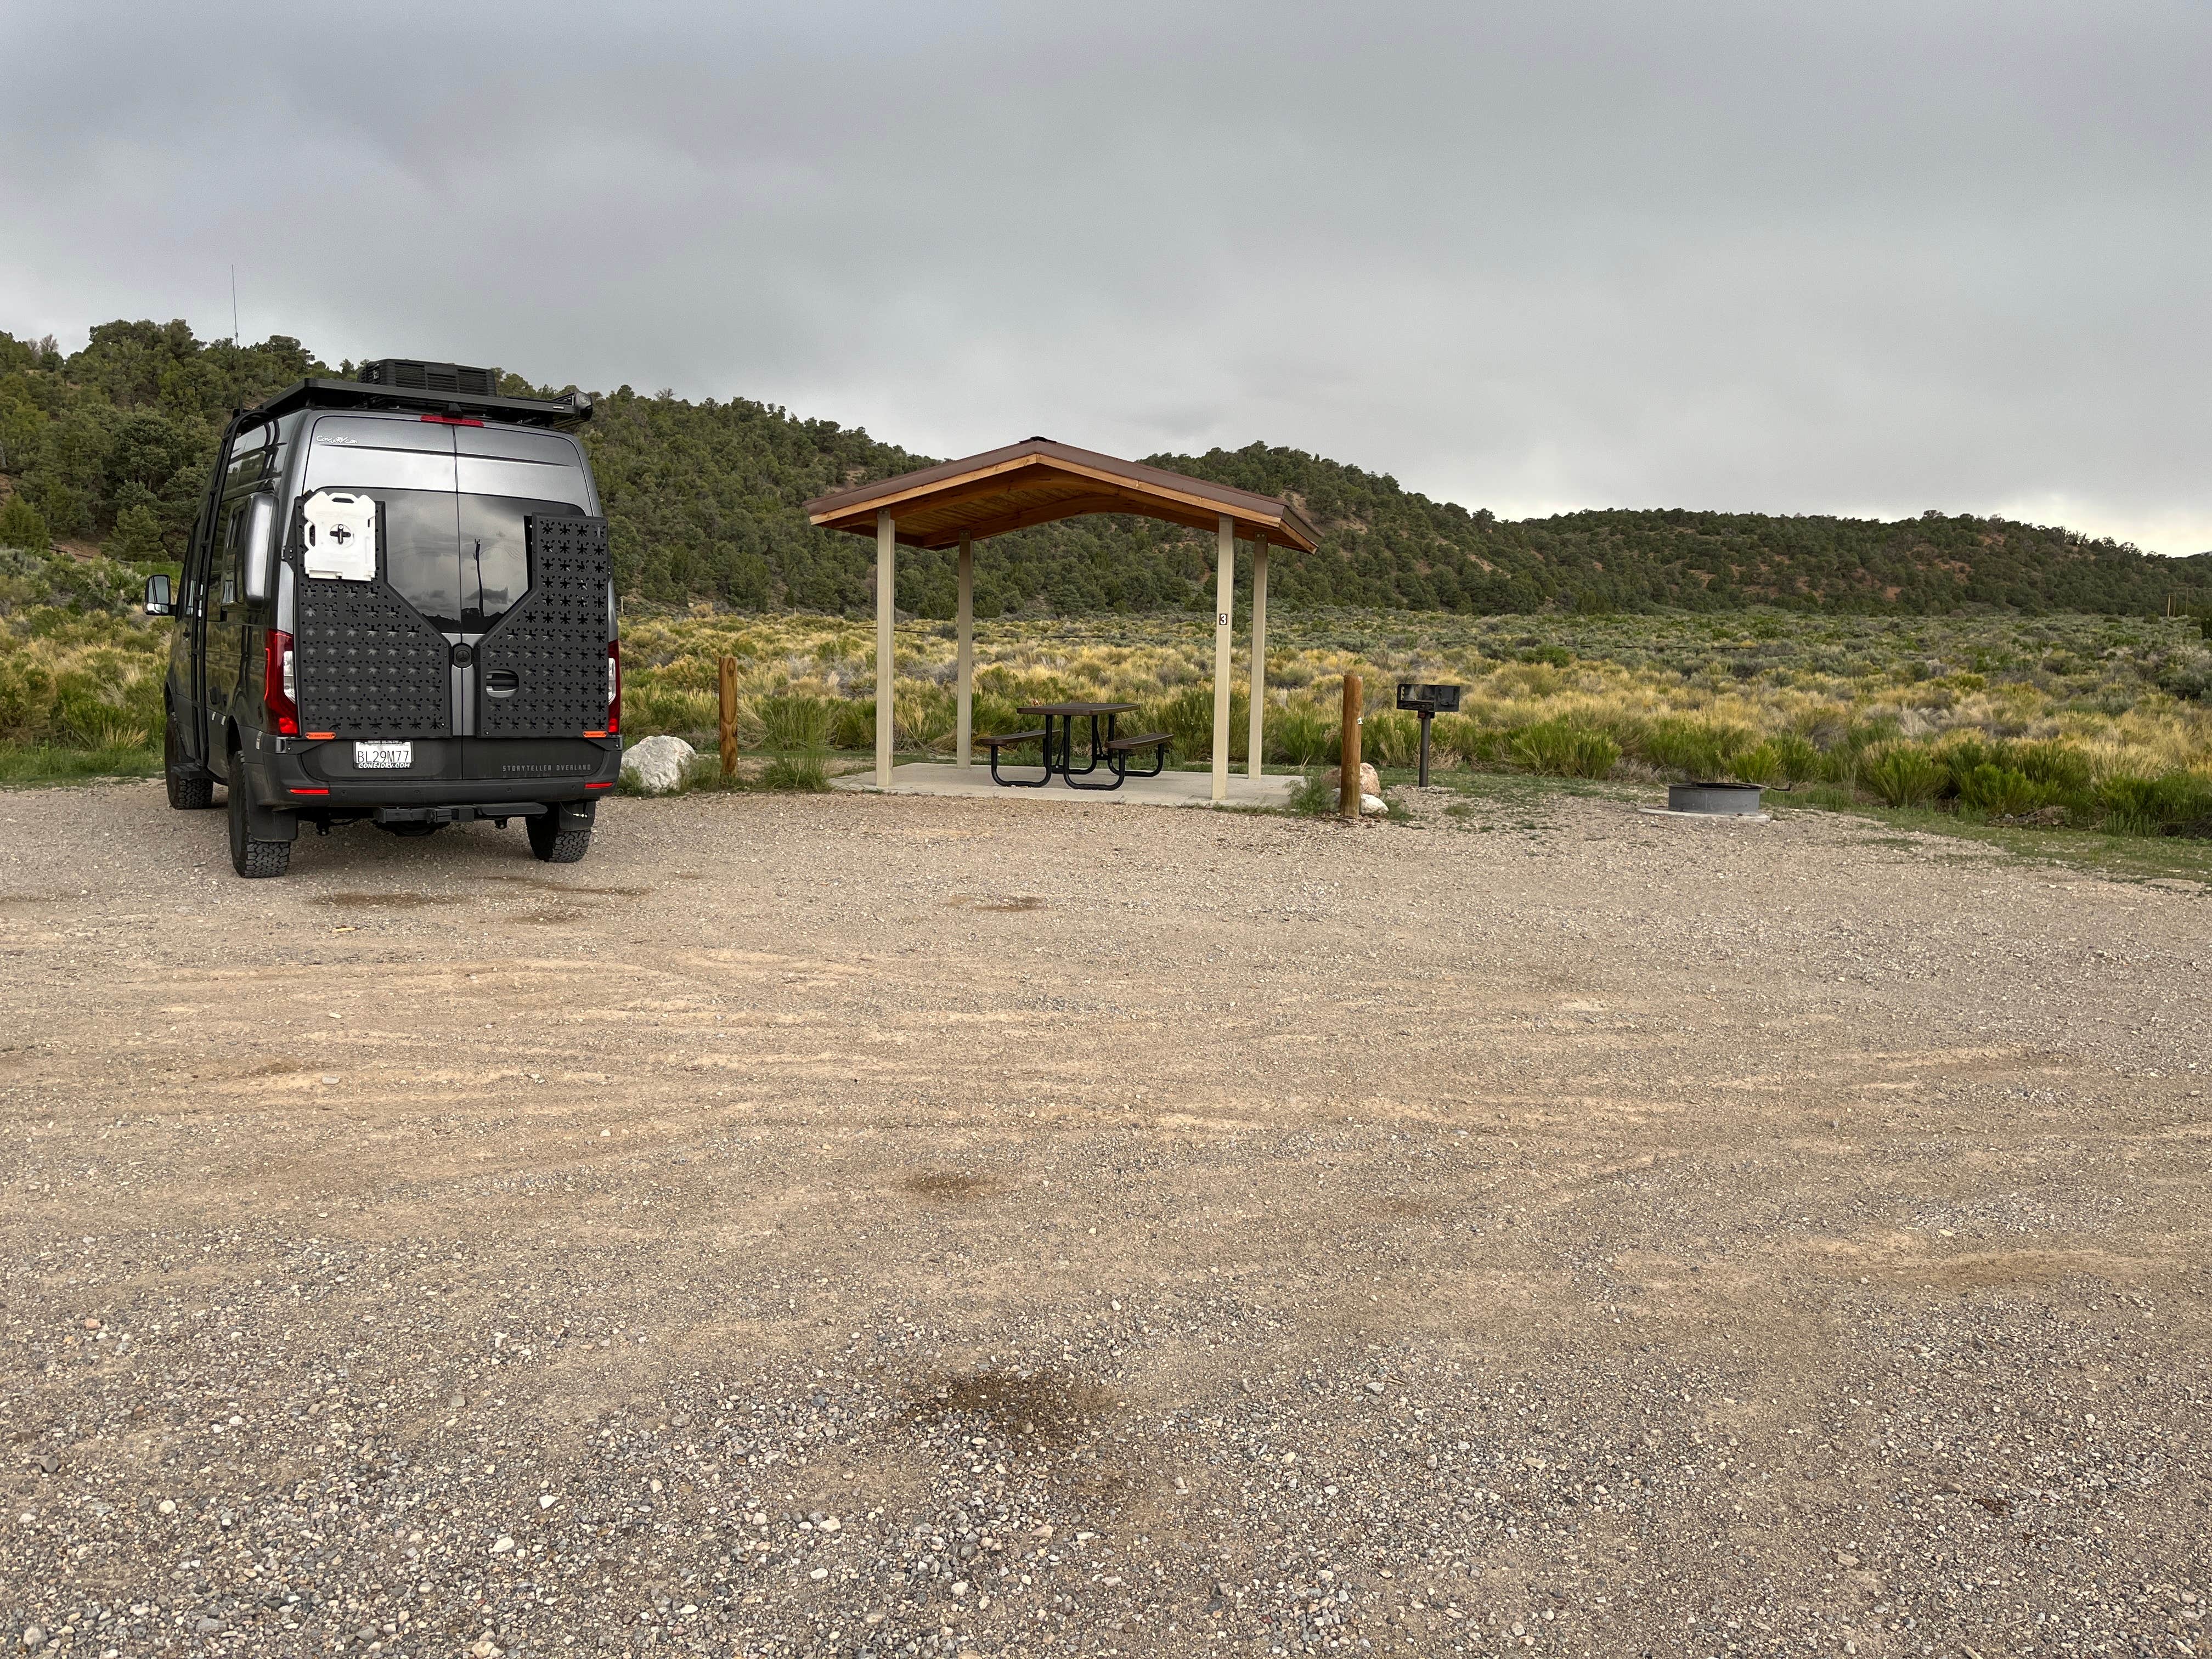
[977,702,1171,789]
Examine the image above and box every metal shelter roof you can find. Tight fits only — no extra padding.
[803,437,1321,552]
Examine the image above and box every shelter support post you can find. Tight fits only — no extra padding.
[876,509,895,789]
[955,532,974,768]
[1246,539,1268,777]
[1211,515,1235,803]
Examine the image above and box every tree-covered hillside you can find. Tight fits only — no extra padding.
[4,319,2207,619]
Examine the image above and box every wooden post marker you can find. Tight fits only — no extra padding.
[1340,672,1363,821]
[718,655,738,778]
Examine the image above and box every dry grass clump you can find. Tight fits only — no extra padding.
[0,614,164,751]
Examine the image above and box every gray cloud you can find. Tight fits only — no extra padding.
[5,0,2207,551]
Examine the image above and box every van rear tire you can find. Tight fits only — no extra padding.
[227,774,293,879]
[166,715,215,810]
[527,815,591,864]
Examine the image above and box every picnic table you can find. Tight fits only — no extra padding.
[977,701,1171,790]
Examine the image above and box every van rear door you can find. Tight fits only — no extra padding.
[292,416,460,742]
[452,425,608,738]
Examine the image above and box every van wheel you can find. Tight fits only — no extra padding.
[165,714,215,810]
[527,814,591,864]
[228,773,293,879]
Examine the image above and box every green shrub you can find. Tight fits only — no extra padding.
[1727,742,1784,785]
[626,684,718,737]
[1838,715,1902,754]
[1766,732,1822,782]
[2098,772,2212,836]
[2012,741,2094,794]
[893,685,955,751]
[1138,684,1246,762]
[758,753,831,792]
[1267,702,1337,767]
[0,496,50,551]
[0,657,59,742]
[1861,743,1949,806]
[1638,716,1753,780]
[1510,718,1619,778]
[1433,714,1506,768]
[756,693,833,752]
[1932,738,1994,797]
[1286,770,1339,816]
[1956,764,2041,817]
[969,691,1025,743]
[106,504,168,565]
[1363,709,1420,769]
[832,697,875,751]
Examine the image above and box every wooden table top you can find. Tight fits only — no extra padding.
[1017,701,1140,716]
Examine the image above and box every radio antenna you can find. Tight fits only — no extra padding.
[230,266,239,345]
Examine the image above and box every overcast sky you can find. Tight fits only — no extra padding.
[4,1,2207,552]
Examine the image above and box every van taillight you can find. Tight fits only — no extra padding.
[264,629,299,736]
[606,640,621,735]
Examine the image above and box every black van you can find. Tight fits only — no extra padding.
[146,360,622,877]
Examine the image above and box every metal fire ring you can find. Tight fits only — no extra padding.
[1667,782,1767,815]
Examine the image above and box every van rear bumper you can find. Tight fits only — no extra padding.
[243,733,622,810]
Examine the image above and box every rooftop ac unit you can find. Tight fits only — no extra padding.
[357,359,497,397]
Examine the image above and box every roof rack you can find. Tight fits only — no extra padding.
[244,376,594,431]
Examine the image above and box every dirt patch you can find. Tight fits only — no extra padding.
[904,1170,998,1201]
[1371,1194,1438,1218]
[1915,1248,2142,1289]
[483,875,651,898]
[905,1366,1116,1443]
[0,890,72,910]
[313,892,447,909]
[950,894,1047,912]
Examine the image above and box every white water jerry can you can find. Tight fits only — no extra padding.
[300,490,379,582]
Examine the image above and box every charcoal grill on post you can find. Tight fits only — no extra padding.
[1395,683,1462,786]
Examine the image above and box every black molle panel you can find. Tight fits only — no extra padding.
[476,516,611,737]
[295,575,452,739]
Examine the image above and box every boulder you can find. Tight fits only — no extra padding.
[1324,761,1383,799]
[619,734,695,795]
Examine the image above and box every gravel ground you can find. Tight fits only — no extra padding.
[2,778,2208,1659]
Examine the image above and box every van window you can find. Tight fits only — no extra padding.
[225,424,272,491]
[455,426,592,507]
[460,495,584,629]
[217,502,248,603]
[304,416,458,494]
[301,414,592,633]
[371,489,467,630]
[185,425,273,611]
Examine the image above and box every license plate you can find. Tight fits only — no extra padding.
[354,741,412,770]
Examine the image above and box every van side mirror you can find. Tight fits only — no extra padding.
[144,573,173,616]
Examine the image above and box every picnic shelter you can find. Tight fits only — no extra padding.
[803,438,1321,802]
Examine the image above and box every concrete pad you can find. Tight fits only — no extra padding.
[833,760,1301,809]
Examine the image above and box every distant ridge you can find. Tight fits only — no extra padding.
[5,319,2207,619]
